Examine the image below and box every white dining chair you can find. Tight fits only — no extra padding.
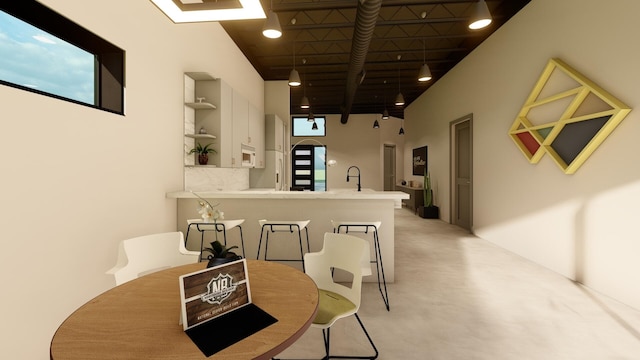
[106,231,200,286]
[303,232,378,359]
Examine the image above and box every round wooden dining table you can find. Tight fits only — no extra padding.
[50,260,319,360]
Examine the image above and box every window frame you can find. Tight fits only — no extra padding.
[291,116,326,137]
[0,1,125,115]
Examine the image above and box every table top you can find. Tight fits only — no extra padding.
[50,260,319,360]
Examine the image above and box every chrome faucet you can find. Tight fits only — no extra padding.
[346,166,361,191]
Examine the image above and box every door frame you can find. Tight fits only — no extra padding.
[383,144,396,191]
[449,114,473,230]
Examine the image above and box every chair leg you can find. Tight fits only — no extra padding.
[317,315,378,360]
[322,328,330,360]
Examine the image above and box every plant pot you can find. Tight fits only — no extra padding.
[418,205,439,219]
[206,254,242,268]
[198,154,209,165]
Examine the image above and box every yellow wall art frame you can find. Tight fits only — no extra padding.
[508,58,631,174]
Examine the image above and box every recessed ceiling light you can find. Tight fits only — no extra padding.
[151,0,266,23]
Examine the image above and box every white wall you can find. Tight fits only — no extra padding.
[0,1,263,358]
[404,0,640,311]
[290,113,404,191]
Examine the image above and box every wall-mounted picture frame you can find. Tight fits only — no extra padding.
[413,146,427,175]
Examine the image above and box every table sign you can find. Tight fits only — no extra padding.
[179,258,251,330]
[179,259,278,357]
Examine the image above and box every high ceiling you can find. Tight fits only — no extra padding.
[221,0,531,120]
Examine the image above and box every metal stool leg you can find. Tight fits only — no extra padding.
[237,226,245,258]
[373,228,390,311]
[295,225,305,272]
[256,225,266,260]
[197,224,206,261]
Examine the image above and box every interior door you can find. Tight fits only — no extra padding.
[451,116,472,230]
[383,144,396,191]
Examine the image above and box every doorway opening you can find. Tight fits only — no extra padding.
[450,114,473,231]
[383,144,396,191]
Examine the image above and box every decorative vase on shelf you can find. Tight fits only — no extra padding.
[198,154,209,165]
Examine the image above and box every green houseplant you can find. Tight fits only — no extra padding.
[418,170,440,219]
[188,142,216,165]
[202,240,241,268]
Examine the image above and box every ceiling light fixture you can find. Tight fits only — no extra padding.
[468,0,492,30]
[150,0,265,23]
[262,0,282,38]
[418,38,432,82]
[373,116,380,129]
[382,80,389,119]
[395,55,405,106]
[288,42,301,87]
[300,59,309,109]
[399,119,405,135]
[307,111,315,122]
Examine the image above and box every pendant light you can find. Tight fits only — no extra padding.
[307,110,315,122]
[399,119,405,135]
[300,59,310,109]
[373,115,380,129]
[288,41,301,87]
[469,0,492,30]
[262,0,282,38]
[395,55,405,106]
[418,38,432,82]
[382,80,389,119]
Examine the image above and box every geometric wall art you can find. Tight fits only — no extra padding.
[508,58,631,174]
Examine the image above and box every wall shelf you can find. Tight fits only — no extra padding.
[185,102,216,110]
[185,134,216,139]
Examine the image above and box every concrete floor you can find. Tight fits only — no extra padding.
[275,207,640,359]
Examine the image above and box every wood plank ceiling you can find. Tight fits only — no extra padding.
[221,0,531,120]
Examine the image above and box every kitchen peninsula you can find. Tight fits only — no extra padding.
[166,189,409,282]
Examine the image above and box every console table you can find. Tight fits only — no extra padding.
[395,185,424,214]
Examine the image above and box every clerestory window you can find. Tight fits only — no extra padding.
[0,1,125,114]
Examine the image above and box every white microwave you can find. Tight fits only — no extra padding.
[241,144,256,167]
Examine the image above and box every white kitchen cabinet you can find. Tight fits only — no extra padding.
[231,89,248,167]
[265,114,284,152]
[249,103,265,168]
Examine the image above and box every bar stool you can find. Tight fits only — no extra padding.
[331,220,390,311]
[256,219,311,271]
[185,219,246,261]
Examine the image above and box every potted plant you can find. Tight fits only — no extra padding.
[418,170,440,219]
[202,240,242,268]
[188,142,216,165]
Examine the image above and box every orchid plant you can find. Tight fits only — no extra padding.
[191,191,224,223]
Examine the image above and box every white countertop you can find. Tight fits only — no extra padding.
[166,188,409,200]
